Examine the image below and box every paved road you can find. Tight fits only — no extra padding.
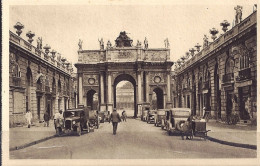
[10,119,256,159]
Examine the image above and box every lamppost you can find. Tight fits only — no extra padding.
[209,28,219,41]
[220,20,230,33]
[14,22,24,36]
[26,31,35,43]
[195,43,202,52]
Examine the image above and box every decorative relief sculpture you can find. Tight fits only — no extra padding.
[83,74,99,85]
[148,51,166,61]
[234,5,243,25]
[150,72,165,84]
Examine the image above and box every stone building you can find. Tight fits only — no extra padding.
[116,82,135,109]
[173,10,257,123]
[9,23,77,127]
[75,31,173,117]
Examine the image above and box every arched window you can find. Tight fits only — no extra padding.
[240,54,249,69]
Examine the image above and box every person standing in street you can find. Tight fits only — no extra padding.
[109,108,121,135]
[44,111,50,127]
[53,111,61,129]
[25,110,32,128]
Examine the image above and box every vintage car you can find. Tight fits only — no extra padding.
[147,110,157,124]
[161,110,170,130]
[141,106,150,122]
[55,107,94,136]
[165,108,191,135]
[154,109,167,127]
[89,110,99,129]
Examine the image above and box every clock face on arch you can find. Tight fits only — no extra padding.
[88,78,95,85]
[154,76,161,83]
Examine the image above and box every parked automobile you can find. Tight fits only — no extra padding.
[56,107,94,136]
[98,112,105,123]
[161,110,170,130]
[89,110,99,129]
[165,108,191,135]
[141,106,150,122]
[147,110,157,124]
[154,109,167,127]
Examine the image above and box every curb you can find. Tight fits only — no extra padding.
[10,135,56,151]
[207,136,257,150]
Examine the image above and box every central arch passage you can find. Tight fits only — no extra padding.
[113,74,137,118]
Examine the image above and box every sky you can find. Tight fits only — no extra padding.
[9,1,256,70]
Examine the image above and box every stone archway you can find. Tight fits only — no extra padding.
[86,89,98,110]
[152,87,164,109]
[113,74,137,117]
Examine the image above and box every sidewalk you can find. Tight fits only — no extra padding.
[9,120,56,151]
[206,120,257,149]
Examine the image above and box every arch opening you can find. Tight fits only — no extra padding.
[152,87,164,109]
[113,74,137,118]
[86,89,98,110]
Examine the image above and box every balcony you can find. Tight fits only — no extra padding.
[45,86,50,93]
[203,81,209,89]
[222,73,234,84]
[12,76,21,87]
[36,84,43,92]
[236,68,251,81]
[52,87,56,95]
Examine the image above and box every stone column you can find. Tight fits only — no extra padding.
[100,72,104,104]
[78,74,83,105]
[166,72,172,108]
[138,72,142,103]
[146,72,150,102]
[100,72,106,112]
[107,72,113,112]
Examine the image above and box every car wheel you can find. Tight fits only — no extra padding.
[87,125,90,133]
[77,126,81,136]
[161,125,164,130]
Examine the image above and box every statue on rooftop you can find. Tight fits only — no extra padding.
[144,37,148,49]
[234,5,243,25]
[203,35,209,48]
[136,40,141,47]
[107,40,112,49]
[78,39,83,50]
[37,37,42,49]
[164,38,170,48]
[98,38,104,50]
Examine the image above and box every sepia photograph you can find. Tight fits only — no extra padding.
[2,0,259,165]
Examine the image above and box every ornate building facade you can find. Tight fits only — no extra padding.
[75,32,173,117]
[172,10,257,123]
[9,23,77,127]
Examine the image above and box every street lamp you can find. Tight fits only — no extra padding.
[14,22,24,36]
[26,31,35,44]
[220,20,230,33]
[209,28,219,41]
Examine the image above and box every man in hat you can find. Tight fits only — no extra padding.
[109,108,121,135]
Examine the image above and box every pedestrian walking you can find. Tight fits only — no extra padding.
[25,110,32,128]
[109,108,121,135]
[122,110,127,122]
[53,111,61,129]
[44,111,50,127]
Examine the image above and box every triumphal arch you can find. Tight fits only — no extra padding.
[75,32,173,117]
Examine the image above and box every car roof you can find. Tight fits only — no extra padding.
[170,108,191,111]
[65,108,84,112]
